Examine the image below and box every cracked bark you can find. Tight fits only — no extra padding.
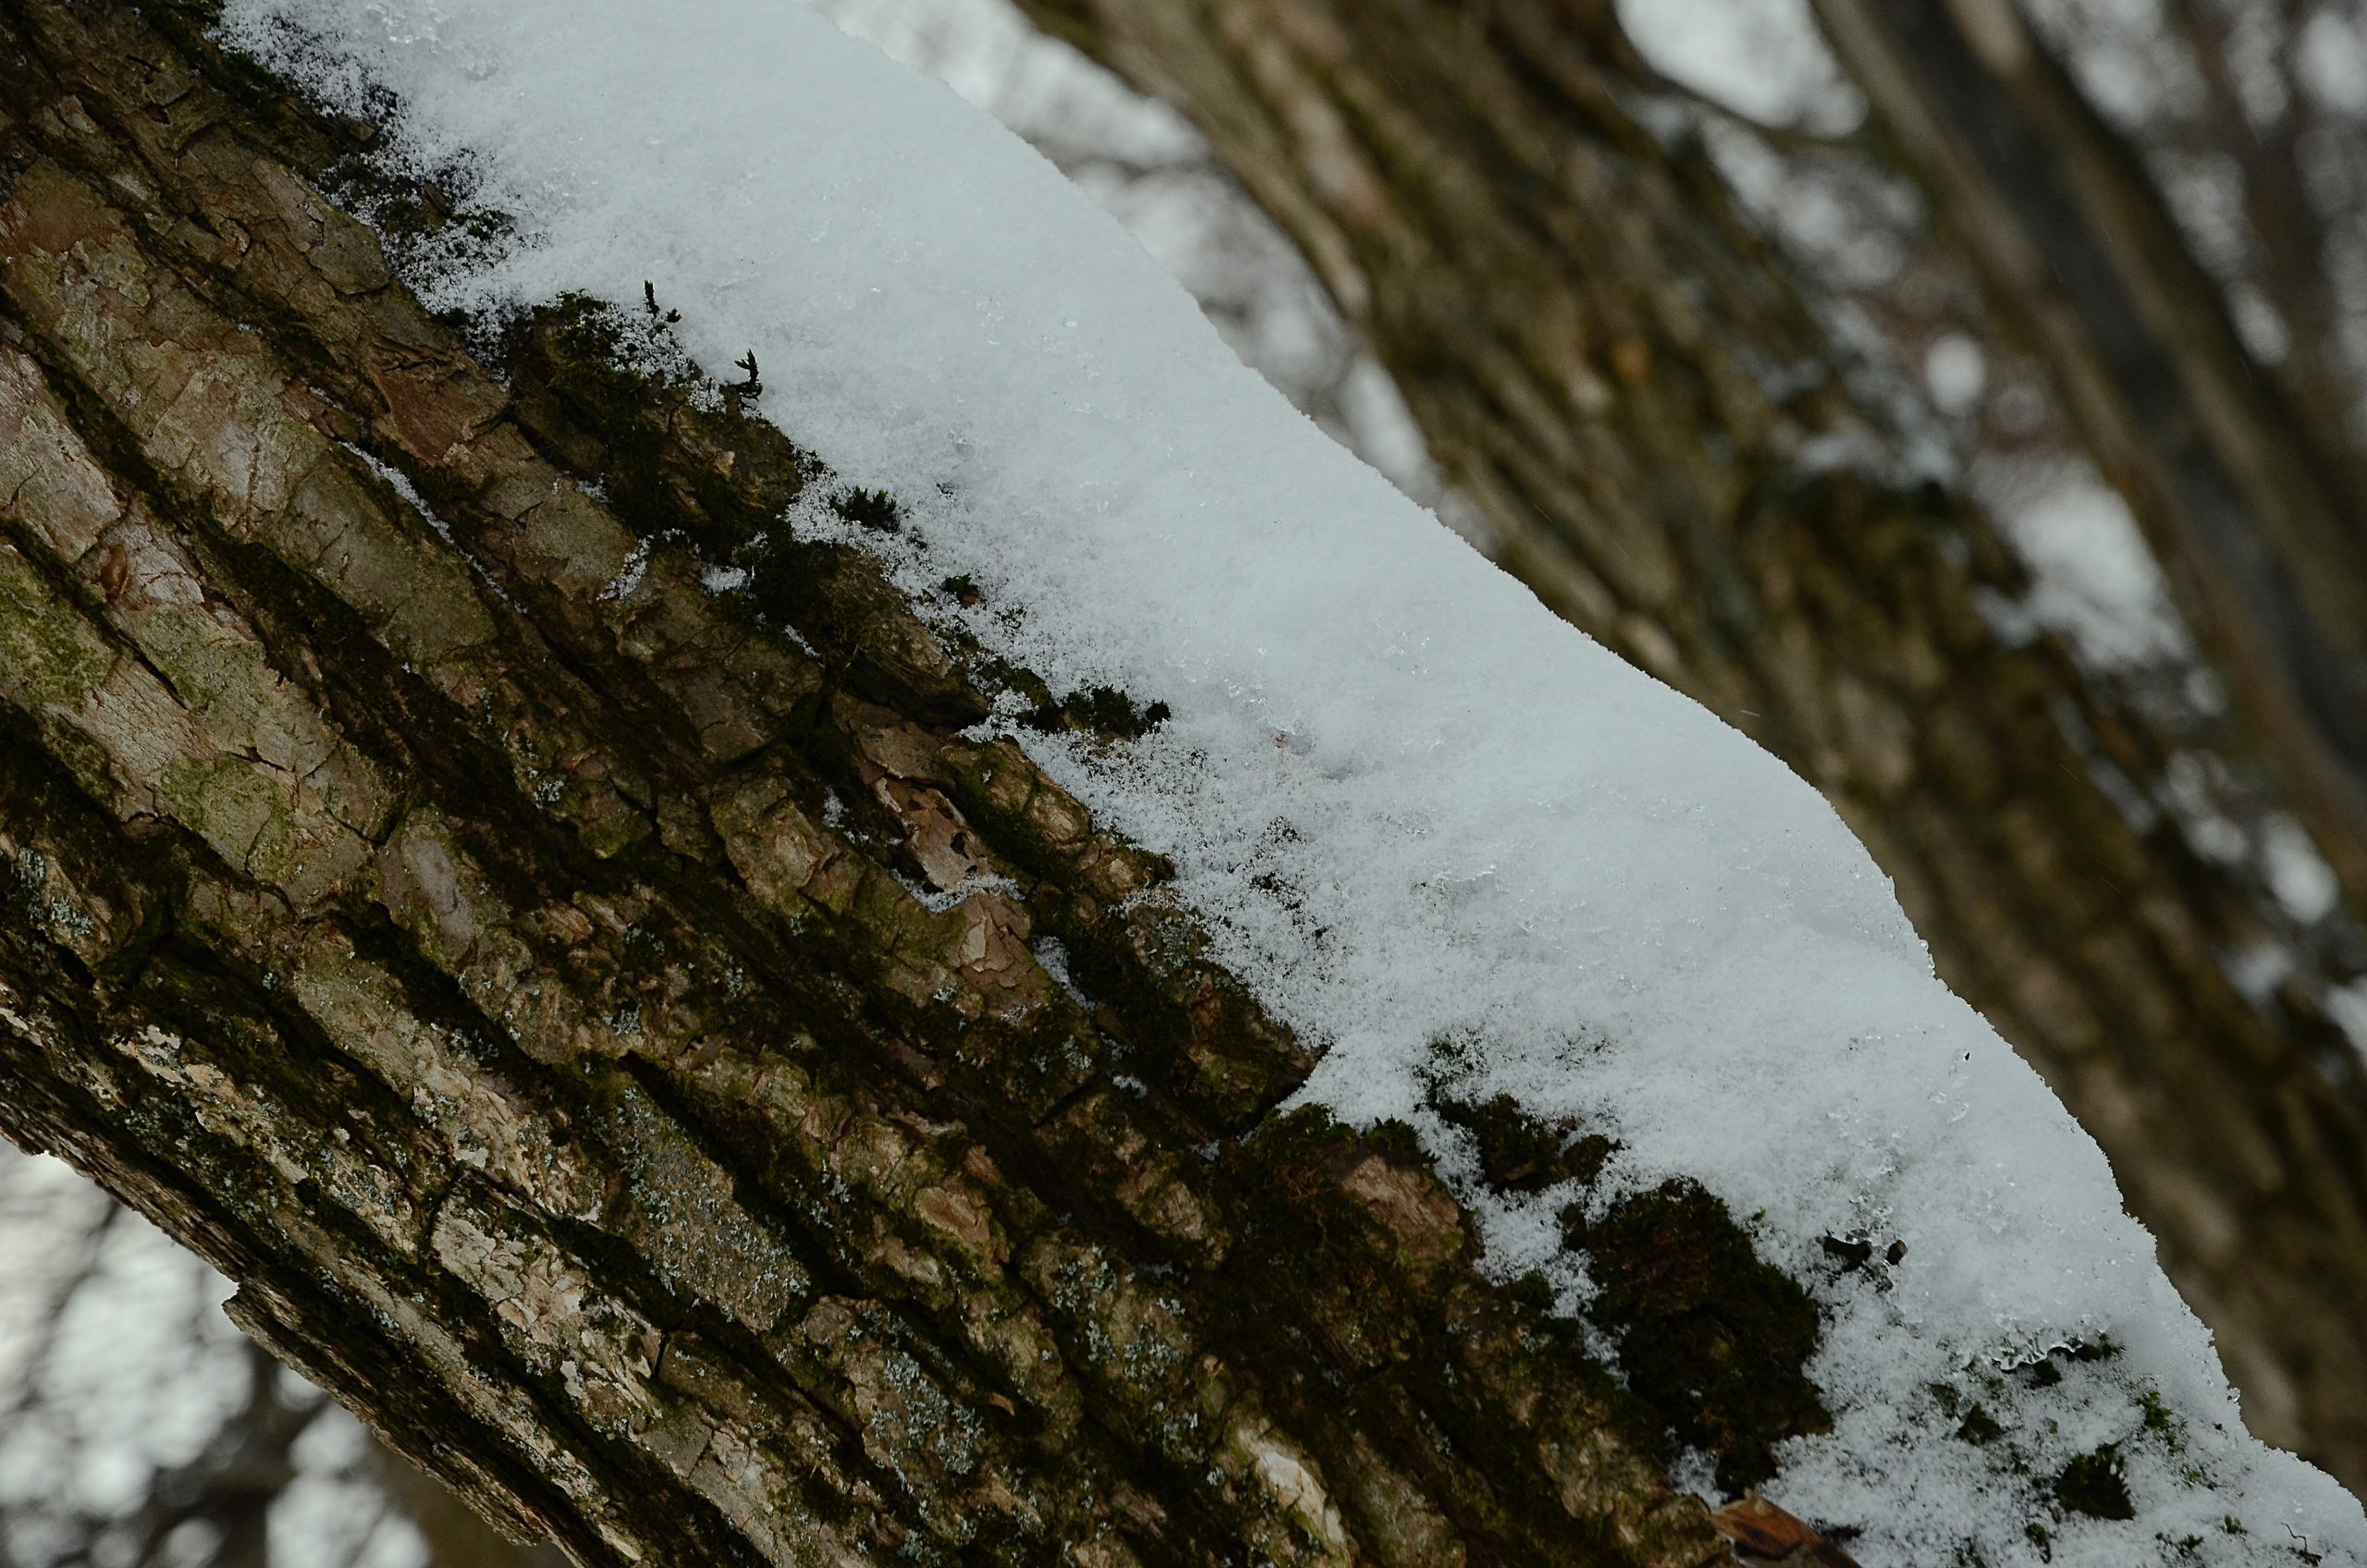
[1004,0,2367,1491]
[0,5,1758,1565]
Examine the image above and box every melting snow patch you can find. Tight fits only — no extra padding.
[212,2,2367,1563]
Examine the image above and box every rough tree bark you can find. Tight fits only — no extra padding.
[0,5,1841,1565]
[1004,0,2367,1490]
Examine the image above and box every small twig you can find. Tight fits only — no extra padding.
[730,350,762,399]
[641,279,679,324]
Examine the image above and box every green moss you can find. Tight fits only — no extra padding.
[1020,684,1171,742]
[1085,903,1310,1129]
[2014,1336,2120,1395]
[1954,1404,2004,1446]
[327,157,515,283]
[2054,1446,2135,1521]
[1228,1105,1674,1547]
[735,533,987,727]
[1357,1115,1432,1170]
[0,544,118,706]
[153,6,520,299]
[1564,1178,1829,1491]
[975,655,1056,716]
[2138,1387,2186,1449]
[503,294,816,561]
[1233,1107,1454,1362]
[501,299,997,729]
[1429,1091,1612,1193]
[829,487,901,532]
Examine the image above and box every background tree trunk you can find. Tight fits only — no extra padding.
[1810,0,2367,1001]
[1006,0,2367,1491]
[0,5,1802,1564]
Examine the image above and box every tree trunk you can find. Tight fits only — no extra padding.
[1004,0,2367,1489]
[0,5,1778,1564]
[1809,0,2367,1006]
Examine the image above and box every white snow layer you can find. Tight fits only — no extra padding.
[211,2,2365,1563]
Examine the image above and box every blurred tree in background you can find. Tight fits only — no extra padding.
[6,0,2367,1560]
[0,1145,559,1568]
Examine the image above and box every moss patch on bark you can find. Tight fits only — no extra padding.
[1565,1179,1830,1492]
